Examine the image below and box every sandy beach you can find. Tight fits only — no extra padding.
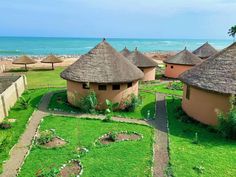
[0,52,175,70]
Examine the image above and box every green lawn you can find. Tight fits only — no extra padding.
[0,88,60,174]
[167,97,236,177]
[8,67,66,89]
[19,115,154,177]
[140,83,183,96]
[48,90,156,119]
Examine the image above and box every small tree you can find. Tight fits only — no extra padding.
[228,25,236,41]
[103,99,119,122]
[216,95,236,139]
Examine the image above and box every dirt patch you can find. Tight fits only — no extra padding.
[99,132,142,145]
[59,161,82,177]
[42,137,67,148]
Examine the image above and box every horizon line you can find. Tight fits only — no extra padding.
[0,35,231,41]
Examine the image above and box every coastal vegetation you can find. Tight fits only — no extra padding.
[228,25,236,41]
[19,115,153,177]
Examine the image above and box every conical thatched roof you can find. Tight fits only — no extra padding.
[61,40,144,83]
[179,42,236,94]
[41,55,63,63]
[12,55,36,64]
[164,48,202,66]
[193,42,218,59]
[120,47,131,57]
[126,48,157,68]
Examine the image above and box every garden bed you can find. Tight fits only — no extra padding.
[98,131,142,145]
[48,90,156,119]
[19,115,153,177]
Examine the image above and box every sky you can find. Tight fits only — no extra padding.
[0,0,235,39]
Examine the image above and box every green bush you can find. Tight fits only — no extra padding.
[78,91,98,113]
[18,96,31,109]
[37,129,56,145]
[217,108,236,140]
[166,82,183,91]
[122,94,141,112]
[103,99,119,122]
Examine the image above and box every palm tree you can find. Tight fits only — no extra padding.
[228,25,236,41]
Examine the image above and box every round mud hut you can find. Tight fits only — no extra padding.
[41,55,63,70]
[193,42,218,59]
[60,39,144,109]
[126,48,158,81]
[179,42,236,125]
[12,55,37,70]
[120,47,131,58]
[163,48,202,79]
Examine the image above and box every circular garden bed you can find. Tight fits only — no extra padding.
[97,131,142,145]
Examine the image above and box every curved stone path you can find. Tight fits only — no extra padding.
[0,91,169,177]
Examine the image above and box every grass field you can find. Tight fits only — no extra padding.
[140,83,183,96]
[48,90,156,119]
[0,88,60,174]
[8,67,66,89]
[167,97,236,177]
[19,115,154,177]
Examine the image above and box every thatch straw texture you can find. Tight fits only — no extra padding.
[126,48,157,68]
[120,47,131,57]
[12,56,36,64]
[164,48,202,66]
[41,55,62,63]
[193,42,218,59]
[61,40,144,83]
[179,42,236,94]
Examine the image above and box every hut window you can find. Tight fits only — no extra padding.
[165,65,167,67]
[112,84,120,90]
[171,66,174,69]
[82,83,90,89]
[127,82,133,88]
[98,84,107,90]
[186,85,190,100]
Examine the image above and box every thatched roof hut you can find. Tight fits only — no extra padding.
[193,42,218,59]
[179,42,236,125]
[180,42,236,94]
[120,47,131,57]
[164,48,202,66]
[61,40,144,83]
[41,55,63,70]
[126,48,158,68]
[12,56,37,70]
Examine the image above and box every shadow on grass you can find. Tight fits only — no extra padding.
[140,101,156,119]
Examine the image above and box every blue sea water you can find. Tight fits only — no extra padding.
[0,37,232,56]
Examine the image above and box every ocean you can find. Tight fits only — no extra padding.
[0,37,232,56]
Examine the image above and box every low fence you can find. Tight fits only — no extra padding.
[0,65,6,73]
[0,75,27,122]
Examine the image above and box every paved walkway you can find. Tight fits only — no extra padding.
[1,91,169,177]
[152,93,169,177]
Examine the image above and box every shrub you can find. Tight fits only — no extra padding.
[216,96,236,139]
[37,129,56,145]
[166,81,183,91]
[0,120,12,129]
[78,91,98,113]
[122,94,141,112]
[18,96,31,109]
[103,99,119,122]
[108,132,117,142]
